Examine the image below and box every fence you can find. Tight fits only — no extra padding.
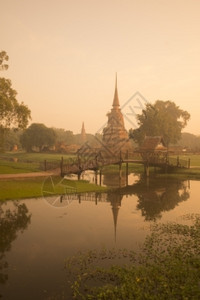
[168,156,190,168]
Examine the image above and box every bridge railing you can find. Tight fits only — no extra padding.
[168,156,189,168]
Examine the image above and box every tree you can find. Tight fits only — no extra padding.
[53,128,74,144]
[20,123,56,152]
[0,51,31,151]
[4,128,23,151]
[129,100,190,146]
[177,132,200,152]
[0,51,9,71]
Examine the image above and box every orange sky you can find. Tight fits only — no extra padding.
[1,0,200,135]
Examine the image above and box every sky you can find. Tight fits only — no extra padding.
[1,0,200,135]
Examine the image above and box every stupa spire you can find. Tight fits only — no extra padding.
[80,122,86,143]
[112,73,120,108]
[81,122,85,135]
[112,205,120,243]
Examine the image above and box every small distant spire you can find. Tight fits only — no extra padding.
[81,122,85,134]
[112,73,120,108]
[80,122,86,143]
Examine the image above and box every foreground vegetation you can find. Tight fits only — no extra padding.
[0,177,107,201]
[65,214,200,299]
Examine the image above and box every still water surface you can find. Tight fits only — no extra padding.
[1,174,200,299]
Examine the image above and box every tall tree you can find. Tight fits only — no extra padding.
[20,123,56,152]
[53,128,74,144]
[4,128,23,151]
[129,100,190,146]
[0,51,9,71]
[0,51,31,151]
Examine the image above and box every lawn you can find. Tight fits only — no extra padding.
[0,177,107,201]
[0,151,75,162]
[0,159,41,174]
[0,152,76,174]
[1,152,200,179]
[170,154,200,167]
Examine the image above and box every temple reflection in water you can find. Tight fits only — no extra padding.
[45,177,190,240]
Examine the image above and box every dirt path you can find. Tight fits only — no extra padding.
[0,168,60,179]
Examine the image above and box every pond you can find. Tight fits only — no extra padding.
[1,174,200,299]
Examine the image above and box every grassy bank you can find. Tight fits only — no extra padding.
[0,177,107,201]
[0,151,74,162]
[1,152,200,176]
[156,167,200,180]
[0,152,75,174]
[0,159,41,174]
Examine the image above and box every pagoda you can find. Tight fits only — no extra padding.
[102,75,132,157]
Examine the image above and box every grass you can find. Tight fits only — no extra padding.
[101,163,145,174]
[0,159,41,174]
[0,152,76,174]
[170,154,200,167]
[65,214,200,299]
[1,152,200,201]
[156,167,200,180]
[0,177,107,201]
[0,152,200,175]
[0,151,75,162]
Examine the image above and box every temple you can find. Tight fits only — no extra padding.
[102,74,132,157]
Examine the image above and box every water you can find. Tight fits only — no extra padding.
[1,175,200,299]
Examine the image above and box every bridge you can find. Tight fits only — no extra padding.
[59,150,190,179]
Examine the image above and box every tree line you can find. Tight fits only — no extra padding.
[1,50,195,153]
[5,125,200,153]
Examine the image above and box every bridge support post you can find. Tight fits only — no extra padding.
[95,170,98,185]
[95,194,98,205]
[144,161,149,177]
[77,172,81,180]
[165,163,168,173]
[188,158,190,169]
[126,162,128,186]
[99,169,102,186]
[60,156,64,177]
[119,162,122,186]
[44,159,47,171]
[177,156,179,167]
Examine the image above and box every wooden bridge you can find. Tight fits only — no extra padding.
[60,150,190,179]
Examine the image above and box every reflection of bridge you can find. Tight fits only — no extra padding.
[45,192,122,243]
[44,177,190,240]
[60,151,190,179]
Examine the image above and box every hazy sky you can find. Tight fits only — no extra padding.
[1,0,200,134]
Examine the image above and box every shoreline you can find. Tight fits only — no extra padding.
[1,167,200,201]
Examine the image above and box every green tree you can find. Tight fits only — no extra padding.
[4,128,23,151]
[0,51,9,71]
[0,51,31,151]
[129,100,190,146]
[53,128,74,144]
[20,123,56,152]
[177,132,200,152]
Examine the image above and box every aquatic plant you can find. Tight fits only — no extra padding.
[65,214,200,299]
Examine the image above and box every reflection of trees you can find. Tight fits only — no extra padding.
[0,202,31,287]
[120,178,190,221]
